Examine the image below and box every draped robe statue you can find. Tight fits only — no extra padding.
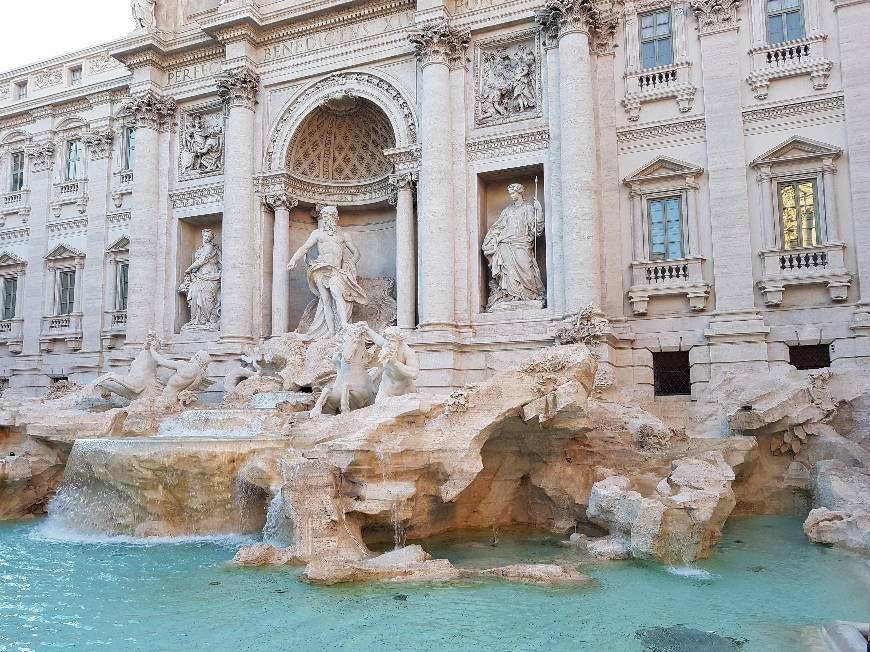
[288,206,368,338]
[482,183,545,311]
[179,228,222,331]
[131,0,156,30]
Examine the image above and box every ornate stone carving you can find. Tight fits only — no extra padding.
[475,33,542,127]
[118,92,177,132]
[88,52,120,74]
[690,0,742,34]
[92,332,162,402]
[169,183,224,210]
[365,324,419,402]
[34,68,62,89]
[180,112,224,174]
[26,142,55,173]
[145,347,212,405]
[408,19,470,68]
[482,183,546,312]
[466,129,550,162]
[288,205,368,338]
[217,68,260,110]
[264,193,298,211]
[535,0,595,41]
[131,0,157,30]
[82,130,114,160]
[310,322,376,415]
[178,228,222,332]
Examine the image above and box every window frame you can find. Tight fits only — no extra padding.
[121,126,136,171]
[9,151,25,192]
[69,66,82,87]
[2,276,17,321]
[57,268,76,316]
[15,81,27,100]
[116,262,129,312]
[767,0,805,43]
[776,177,821,250]
[65,138,84,181]
[646,194,685,261]
[639,8,674,70]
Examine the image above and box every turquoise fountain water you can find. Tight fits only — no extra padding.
[0,516,867,651]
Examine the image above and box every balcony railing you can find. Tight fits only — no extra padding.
[628,256,710,315]
[758,242,851,305]
[0,189,29,215]
[39,313,83,351]
[0,319,23,353]
[747,35,832,99]
[623,61,696,121]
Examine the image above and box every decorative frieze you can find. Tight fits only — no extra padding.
[616,118,706,153]
[169,183,224,210]
[179,107,224,178]
[474,30,542,128]
[742,94,844,123]
[118,92,177,132]
[217,68,260,110]
[87,52,120,74]
[34,68,62,89]
[47,217,89,238]
[0,227,29,246]
[82,129,114,160]
[466,128,550,161]
[25,142,55,173]
[408,19,470,68]
[384,144,421,177]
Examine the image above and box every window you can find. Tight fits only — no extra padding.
[789,344,830,370]
[121,127,136,170]
[653,351,691,396]
[778,179,819,249]
[640,9,673,69]
[65,139,84,181]
[768,0,804,43]
[10,152,24,192]
[117,263,129,311]
[15,81,27,100]
[648,196,683,260]
[58,270,75,315]
[69,66,82,86]
[2,277,16,320]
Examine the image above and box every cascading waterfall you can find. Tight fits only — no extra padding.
[262,460,295,546]
[375,444,407,550]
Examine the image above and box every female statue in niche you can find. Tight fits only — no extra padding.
[482,182,545,311]
[178,228,222,331]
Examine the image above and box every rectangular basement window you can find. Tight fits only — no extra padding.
[789,344,831,370]
[653,351,691,396]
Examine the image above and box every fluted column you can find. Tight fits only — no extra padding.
[217,68,260,342]
[265,193,297,337]
[409,19,468,328]
[537,2,601,313]
[118,92,175,345]
[391,172,418,329]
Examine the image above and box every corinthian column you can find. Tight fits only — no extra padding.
[409,19,468,328]
[390,172,418,329]
[536,2,601,313]
[217,68,260,342]
[118,92,176,345]
[265,193,297,337]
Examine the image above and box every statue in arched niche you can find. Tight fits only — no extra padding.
[178,228,222,331]
[288,205,368,338]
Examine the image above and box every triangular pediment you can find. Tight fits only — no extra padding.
[751,136,842,168]
[624,156,703,184]
[106,236,130,253]
[0,252,25,267]
[44,243,84,261]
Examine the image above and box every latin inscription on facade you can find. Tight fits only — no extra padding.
[263,12,414,63]
[167,61,221,86]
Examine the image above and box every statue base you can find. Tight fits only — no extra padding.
[487,299,544,313]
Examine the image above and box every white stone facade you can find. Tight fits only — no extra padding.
[0,0,867,402]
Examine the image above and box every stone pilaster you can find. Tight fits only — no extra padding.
[409,18,468,328]
[390,172,418,329]
[265,192,297,337]
[118,92,176,346]
[536,1,601,313]
[217,67,260,342]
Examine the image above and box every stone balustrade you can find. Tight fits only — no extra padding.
[0,190,29,216]
[628,256,710,315]
[39,313,83,351]
[0,318,24,353]
[747,35,832,99]
[758,242,851,305]
[622,62,696,121]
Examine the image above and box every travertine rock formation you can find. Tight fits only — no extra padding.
[803,460,870,553]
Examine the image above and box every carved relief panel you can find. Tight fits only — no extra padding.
[474,30,542,129]
[178,103,225,180]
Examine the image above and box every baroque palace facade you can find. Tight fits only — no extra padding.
[0,0,867,402]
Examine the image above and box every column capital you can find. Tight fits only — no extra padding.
[389,171,418,191]
[536,0,619,51]
[408,19,469,69]
[118,91,177,132]
[25,141,55,173]
[690,0,742,35]
[82,129,115,160]
[264,192,297,211]
[217,67,260,110]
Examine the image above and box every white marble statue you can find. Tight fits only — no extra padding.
[366,325,419,402]
[131,0,156,30]
[482,182,545,311]
[288,205,368,338]
[148,347,212,403]
[179,229,221,331]
[310,322,376,415]
[181,115,223,173]
[91,332,161,402]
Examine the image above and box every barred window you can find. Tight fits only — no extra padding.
[648,196,683,260]
[653,351,691,396]
[768,0,804,43]
[58,270,75,315]
[789,344,830,370]
[2,277,16,321]
[10,152,25,192]
[778,179,819,249]
[640,9,673,69]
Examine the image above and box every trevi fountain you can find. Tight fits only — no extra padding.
[0,0,869,650]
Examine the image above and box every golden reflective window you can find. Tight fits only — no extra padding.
[778,179,818,249]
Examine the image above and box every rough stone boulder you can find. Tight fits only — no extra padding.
[0,436,66,518]
[584,447,753,564]
[476,563,589,585]
[232,543,303,566]
[802,460,870,553]
[301,545,461,585]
